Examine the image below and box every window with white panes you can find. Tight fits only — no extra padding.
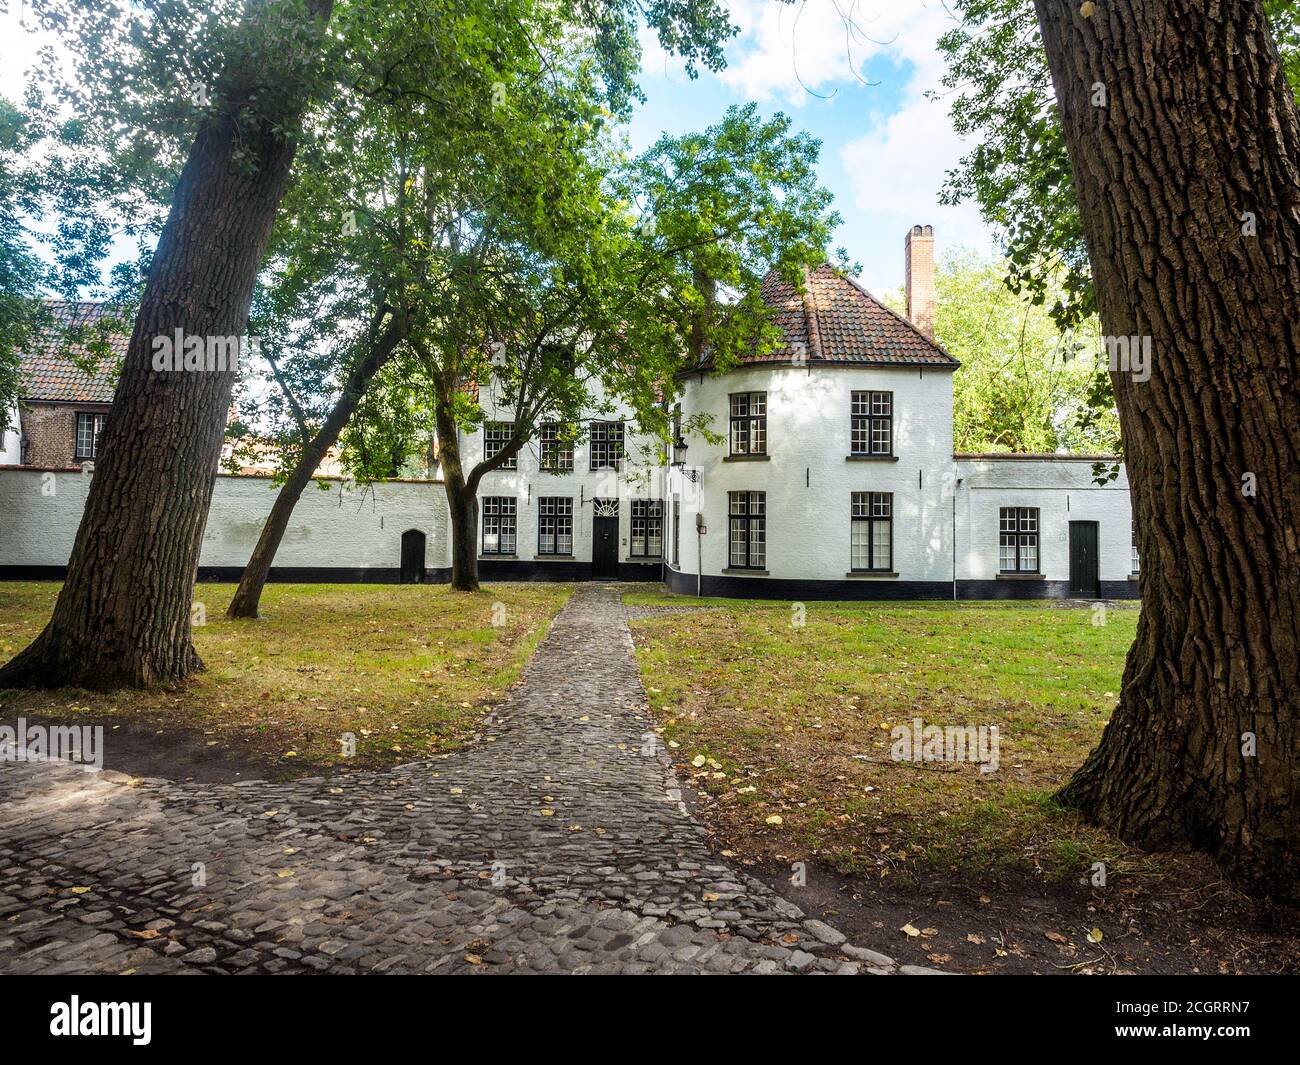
[728,491,766,569]
[481,497,517,555]
[999,507,1039,572]
[538,497,573,555]
[851,492,892,571]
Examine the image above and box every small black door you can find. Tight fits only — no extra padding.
[1068,521,1100,598]
[592,510,619,579]
[400,529,426,584]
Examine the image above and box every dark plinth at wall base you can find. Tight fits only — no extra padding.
[662,568,1143,601]
[664,566,951,601]
[0,564,1141,600]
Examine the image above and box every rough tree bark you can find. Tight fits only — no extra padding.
[0,0,334,690]
[1035,0,1300,895]
[226,308,411,619]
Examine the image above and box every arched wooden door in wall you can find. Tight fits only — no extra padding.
[400,529,426,584]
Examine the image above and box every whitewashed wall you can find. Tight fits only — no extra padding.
[464,378,665,565]
[667,363,958,585]
[954,456,1136,586]
[0,467,449,575]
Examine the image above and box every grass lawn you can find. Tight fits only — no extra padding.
[0,581,571,775]
[627,590,1143,884]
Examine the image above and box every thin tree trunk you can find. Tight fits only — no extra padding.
[0,0,334,690]
[227,309,410,618]
[1034,0,1300,895]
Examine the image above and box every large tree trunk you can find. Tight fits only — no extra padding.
[434,393,481,592]
[1035,0,1300,895]
[227,309,410,619]
[0,0,334,690]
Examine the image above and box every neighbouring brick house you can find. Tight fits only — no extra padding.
[4,302,123,468]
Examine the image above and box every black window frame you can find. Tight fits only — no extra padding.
[74,412,106,461]
[588,420,624,471]
[483,421,517,469]
[728,491,767,570]
[481,496,517,556]
[850,390,893,456]
[999,506,1040,573]
[538,422,574,472]
[630,499,664,558]
[537,496,573,556]
[729,392,767,456]
[850,491,893,572]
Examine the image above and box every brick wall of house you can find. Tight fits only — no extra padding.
[18,403,111,468]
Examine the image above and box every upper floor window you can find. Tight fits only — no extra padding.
[851,391,893,455]
[631,499,664,558]
[730,392,767,455]
[851,492,892,572]
[481,497,517,555]
[538,497,573,555]
[589,420,623,470]
[999,507,1039,572]
[539,422,574,472]
[484,421,516,469]
[75,413,106,461]
[728,491,766,569]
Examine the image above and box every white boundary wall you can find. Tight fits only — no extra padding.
[0,468,449,575]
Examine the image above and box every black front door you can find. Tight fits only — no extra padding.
[400,529,426,584]
[592,507,619,579]
[1068,521,1100,598]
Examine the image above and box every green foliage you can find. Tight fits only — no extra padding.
[936,0,1300,465]
[938,0,1300,334]
[0,99,45,431]
[628,103,848,371]
[897,250,1120,454]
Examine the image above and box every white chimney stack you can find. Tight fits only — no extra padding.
[905,224,935,339]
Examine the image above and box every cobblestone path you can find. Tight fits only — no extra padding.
[0,585,934,975]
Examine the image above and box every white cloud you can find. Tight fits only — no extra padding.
[840,92,995,280]
[718,0,956,105]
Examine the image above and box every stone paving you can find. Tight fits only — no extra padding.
[0,584,936,975]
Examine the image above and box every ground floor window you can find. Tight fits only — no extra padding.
[851,492,892,571]
[538,497,573,555]
[999,507,1039,572]
[728,491,766,569]
[481,497,516,555]
[631,499,663,558]
[1131,518,1140,574]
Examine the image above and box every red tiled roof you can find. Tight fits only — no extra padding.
[19,301,125,403]
[710,262,958,370]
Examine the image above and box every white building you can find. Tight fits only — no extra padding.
[0,226,1141,599]
[463,225,1139,600]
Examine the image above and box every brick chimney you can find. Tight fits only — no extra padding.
[904,224,935,339]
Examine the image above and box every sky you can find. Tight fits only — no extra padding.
[629,0,997,293]
[0,0,997,296]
